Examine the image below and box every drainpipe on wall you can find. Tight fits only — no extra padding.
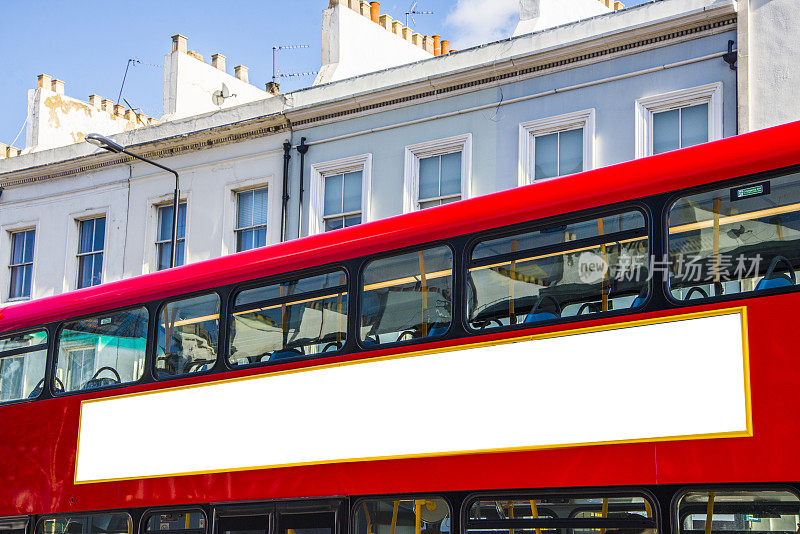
[296,137,309,238]
[280,140,292,242]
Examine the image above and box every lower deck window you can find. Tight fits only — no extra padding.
[144,511,206,534]
[466,493,656,534]
[354,498,451,534]
[677,489,800,534]
[37,514,131,534]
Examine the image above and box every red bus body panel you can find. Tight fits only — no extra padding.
[2,122,800,515]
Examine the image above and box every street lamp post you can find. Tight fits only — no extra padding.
[86,133,181,269]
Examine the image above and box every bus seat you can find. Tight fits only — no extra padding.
[631,286,649,308]
[268,348,303,361]
[523,295,561,324]
[756,255,796,291]
[427,325,449,338]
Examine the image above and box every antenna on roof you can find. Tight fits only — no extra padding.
[405,1,434,27]
[272,45,315,84]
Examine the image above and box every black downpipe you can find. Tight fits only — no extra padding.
[280,141,292,242]
[297,137,309,237]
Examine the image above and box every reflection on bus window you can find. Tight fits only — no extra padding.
[677,489,800,534]
[229,270,348,365]
[56,308,148,392]
[0,329,47,402]
[0,517,28,534]
[354,498,451,534]
[360,246,453,345]
[144,511,206,534]
[157,294,220,378]
[669,172,800,299]
[37,514,131,534]
[466,494,655,534]
[468,211,649,330]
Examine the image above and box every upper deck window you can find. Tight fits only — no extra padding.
[55,308,148,392]
[360,245,453,345]
[0,329,47,402]
[668,172,800,300]
[156,293,220,378]
[466,493,656,534]
[676,489,800,534]
[37,514,131,534]
[468,210,649,330]
[229,270,348,365]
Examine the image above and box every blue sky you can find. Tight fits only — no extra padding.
[0,0,650,147]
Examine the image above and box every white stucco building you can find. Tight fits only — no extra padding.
[0,0,798,304]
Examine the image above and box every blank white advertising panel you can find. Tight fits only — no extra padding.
[75,309,750,483]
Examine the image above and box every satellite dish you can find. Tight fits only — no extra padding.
[419,499,449,524]
[212,83,234,106]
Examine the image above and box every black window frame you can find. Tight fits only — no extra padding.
[351,494,455,534]
[35,511,134,534]
[228,266,351,368]
[140,508,208,534]
[0,328,48,405]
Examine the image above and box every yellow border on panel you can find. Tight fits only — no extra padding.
[74,306,752,485]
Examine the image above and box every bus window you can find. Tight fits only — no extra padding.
[360,246,453,345]
[466,493,655,534]
[676,489,800,534]
[229,270,348,365]
[668,172,800,300]
[55,308,148,392]
[0,518,28,534]
[156,293,220,378]
[354,498,450,534]
[37,514,131,534]
[467,211,649,330]
[144,511,206,534]
[0,330,47,402]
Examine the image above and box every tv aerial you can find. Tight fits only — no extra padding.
[405,1,434,27]
[272,45,316,84]
[212,83,236,106]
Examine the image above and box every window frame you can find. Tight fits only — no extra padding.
[76,215,107,289]
[464,204,652,334]
[228,267,350,368]
[518,109,595,186]
[356,242,456,351]
[670,485,800,534]
[35,511,133,534]
[351,494,454,534]
[309,154,372,235]
[403,134,472,213]
[7,227,36,302]
[139,508,208,534]
[635,82,723,158]
[154,200,188,271]
[662,165,800,306]
[235,186,269,253]
[52,304,151,396]
[0,328,48,404]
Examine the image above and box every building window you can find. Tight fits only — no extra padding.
[323,171,362,231]
[156,202,186,270]
[635,82,723,158]
[9,229,35,300]
[518,109,595,185]
[77,217,105,289]
[236,187,268,251]
[404,134,471,213]
[309,154,371,235]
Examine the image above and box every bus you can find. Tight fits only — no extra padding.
[2,121,800,534]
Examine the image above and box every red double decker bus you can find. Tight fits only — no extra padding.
[2,122,800,534]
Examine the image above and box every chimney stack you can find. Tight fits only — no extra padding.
[234,65,249,83]
[89,95,102,108]
[212,53,226,71]
[171,34,188,53]
[37,74,52,90]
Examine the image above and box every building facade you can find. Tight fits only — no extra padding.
[0,0,797,304]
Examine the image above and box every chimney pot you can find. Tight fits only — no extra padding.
[369,1,379,22]
[37,74,52,90]
[441,40,450,54]
[101,99,114,112]
[211,53,227,71]
[234,65,249,83]
[89,94,102,108]
[433,35,441,56]
[265,81,280,95]
[51,79,65,94]
[171,34,188,53]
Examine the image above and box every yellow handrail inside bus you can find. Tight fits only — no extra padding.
[669,201,800,234]
[390,500,400,534]
[530,500,541,534]
[705,491,716,534]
